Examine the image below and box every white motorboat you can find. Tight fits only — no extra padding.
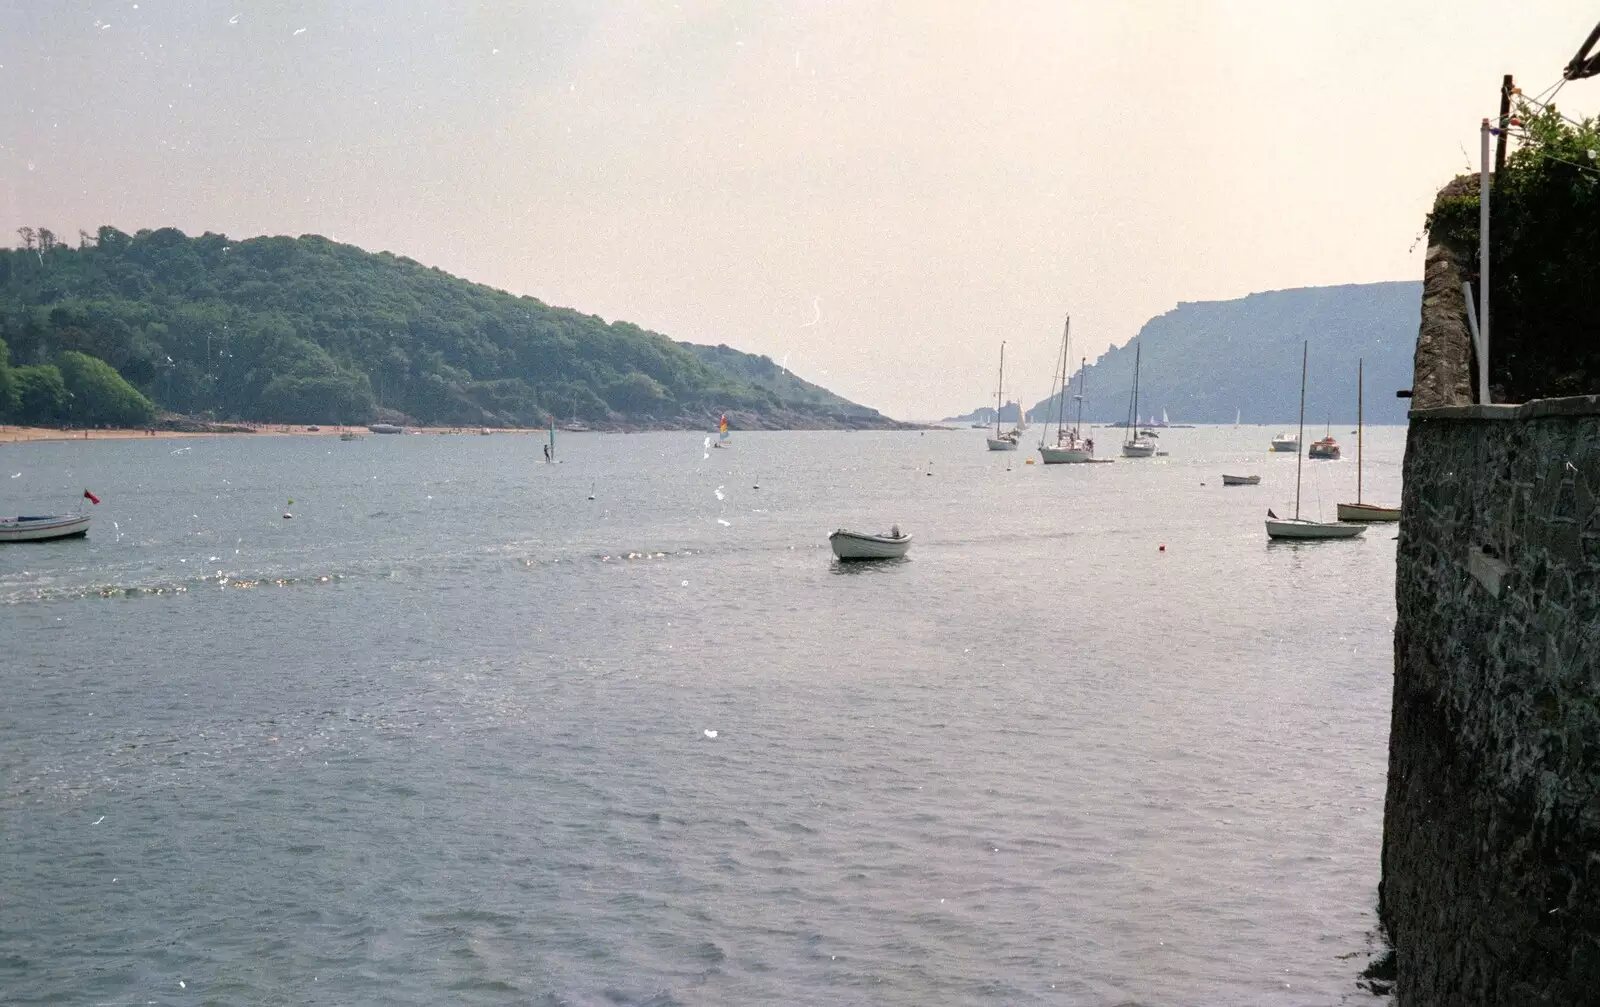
[1308,430,1341,460]
[1120,340,1160,458]
[829,526,912,560]
[1270,432,1298,452]
[1221,474,1261,486]
[1336,358,1401,523]
[0,513,91,542]
[1266,342,1364,542]
[368,423,404,434]
[986,431,1020,451]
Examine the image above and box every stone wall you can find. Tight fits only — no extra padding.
[1410,175,1479,411]
[1383,207,1600,1000]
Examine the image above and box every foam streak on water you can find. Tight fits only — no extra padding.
[0,428,1399,1004]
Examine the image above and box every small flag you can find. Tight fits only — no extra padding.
[1267,508,1278,520]
[83,489,100,505]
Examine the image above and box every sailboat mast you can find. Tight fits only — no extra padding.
[1076,356,1087,435]
[1126,342,1142,443]
[1057,317,1071,444]
[1046,324,1065,445]
[1133,343,1140,436]
[995,341,1006,437]
[1296,341,1307,520]
[1357,357,1365,504]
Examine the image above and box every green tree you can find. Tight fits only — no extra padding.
[605,371,670,413]
[11,364,68,425]
[258,371,374,424]
[1428,103,1600,400]
[0,336,15,416]
[57,350,155,426]
[0,226,889,428]
[96,226,132,255]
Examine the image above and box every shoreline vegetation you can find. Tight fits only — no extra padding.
[2,417,939,444]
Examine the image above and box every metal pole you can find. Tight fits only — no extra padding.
[1479,119,1492,404]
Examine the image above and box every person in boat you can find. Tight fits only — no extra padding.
[890,524,902,539]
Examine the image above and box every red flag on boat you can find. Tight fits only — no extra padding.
[83,489,100,505]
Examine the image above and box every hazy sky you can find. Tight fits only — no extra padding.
[5,2,1599,419]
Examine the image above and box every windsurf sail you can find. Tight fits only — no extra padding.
[718,414,729,441]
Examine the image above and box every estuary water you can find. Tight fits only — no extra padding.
[1,425,1400,1005]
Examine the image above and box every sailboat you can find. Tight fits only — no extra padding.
[1337,358,1401,522]
[986,342,1021,451]
[713,413,730,448]
[1266,342,1365,541]
[1120,342,1158,458]
[1039,318,1097,464]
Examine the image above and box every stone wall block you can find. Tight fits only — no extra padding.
[1387,409,1600,1003]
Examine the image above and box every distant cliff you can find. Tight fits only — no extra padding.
[1004,282,1423,426]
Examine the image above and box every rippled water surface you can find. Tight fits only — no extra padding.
[2,427,1400,1004]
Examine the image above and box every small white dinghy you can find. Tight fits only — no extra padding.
[829,525,912,560]
[1265,513,1364,540]
[0,513,91,543]
[1221,474,1261,486]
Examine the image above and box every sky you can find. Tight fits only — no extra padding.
[4,1,1600,420]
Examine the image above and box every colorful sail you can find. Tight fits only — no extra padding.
[718,414,729,441]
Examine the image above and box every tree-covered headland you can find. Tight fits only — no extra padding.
[0,226,897,429]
